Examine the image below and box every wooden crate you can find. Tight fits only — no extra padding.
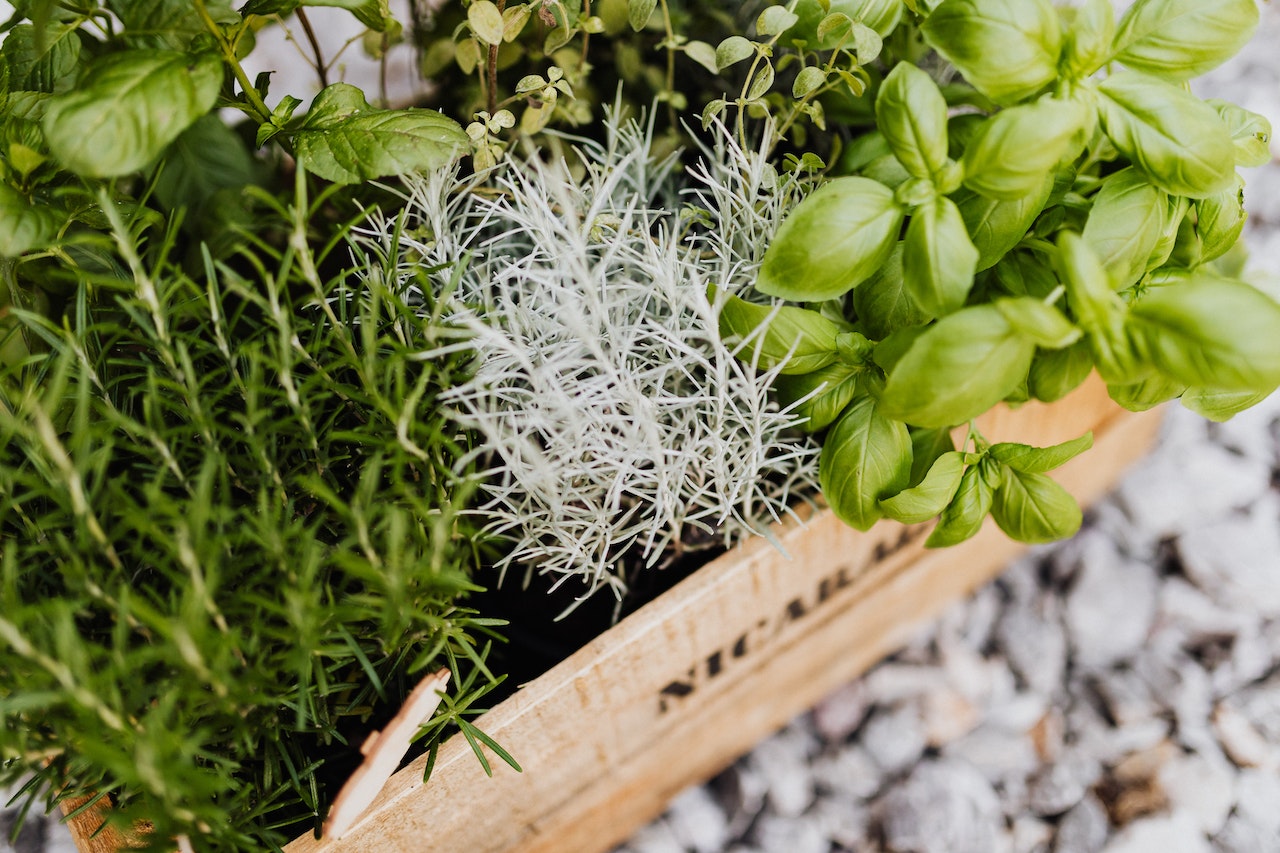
[67,375,1163,853]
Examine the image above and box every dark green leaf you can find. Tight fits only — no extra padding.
[875,62,949,182]
[990,467,1081,543]
[902,196,978,317]
[0,22,81,93]
[1113,0,1258,81]
[1082,167,1167,290]
[775,363,862,432]
[718,294,842,375]
[879,304,1037,428]
[42,50,222,178]
[920,0,1061,105]
[0,184,60,257]
[961,98,1089,201]
[954,177,1053,272]
[820,394,912,531]
[107,0,239,49]
[989,432,1092,473]
[909,427,956,487]
[1027,340,1093,403]
[1126,276,1280,391]
[925,464,993,547]
[756,177,903,302]
[880,451,966,524]
[152,114,256,217]
[291,83,468,184]
[1097,72,1236,198]
[851,243,933,340]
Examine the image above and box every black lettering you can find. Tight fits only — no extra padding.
[706,650,723,678]
[658,668,697,714]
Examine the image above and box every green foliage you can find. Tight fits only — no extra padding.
[0,189,499,850]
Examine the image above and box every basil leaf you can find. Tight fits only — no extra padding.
[1182,386,1277,423]
[852,243,933,340]
[920,0,1061,106]
[42,50,221,178]
[961,98,1089,201]
[994,297,1080,350]
[1113,0,1258,81]
[1195,176,1247,266]
[955,177,1053,272]
[107,0,240,49]
[1082,167,1167,290]
[1061,0,1115,78]
[1145,194,1190,273]
[880,451,966,524]
[0,184,60,257]
[1126,276,1280,391]
[775,363,862,432]
[1207,100,1273,169]
[718,294,842,374]
[0,22,81,92]
[880,304,1037,428]
[873,325,927,376]
[1055,232,1144,385]
[1027,340,1093,403]
[757,177,904,302]
[903,196,979,317]
[909,426,956,486]
[875,63,949,182]
[628,0,657,30]
[1107,375,1186,412]
[794,0,901,46]
[819,394,912,531]
[990,468,1082,544]
[1096,72,1236,198]
[989,432,1092,473]
[993,248,1060,299]
[290,83,469,184]
[925,464,993,548]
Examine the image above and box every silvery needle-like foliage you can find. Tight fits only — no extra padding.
[356,119,820,606]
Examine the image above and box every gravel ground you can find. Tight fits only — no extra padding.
[5,4,1280,853]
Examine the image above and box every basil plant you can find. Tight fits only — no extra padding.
[722,0,1278,545]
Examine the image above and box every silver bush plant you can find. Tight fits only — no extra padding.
[354,116,821,607]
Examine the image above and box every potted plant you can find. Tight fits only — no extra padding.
[0,0,1274,851]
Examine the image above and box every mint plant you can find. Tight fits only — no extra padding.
[722,0,1278,545]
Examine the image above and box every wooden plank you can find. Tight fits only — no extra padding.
[282,375,1160,853]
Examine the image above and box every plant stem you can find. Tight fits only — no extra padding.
[486,0,507,117]
[192,0,272,124]
[658,0,677,129]
[295,8,330,89]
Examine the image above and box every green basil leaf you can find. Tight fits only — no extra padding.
[990,467,1082,544]
[1096,72,1236,198]
[757,177,904,302]
[1055,232,1145,384]
[990,432,1093,474]
[920,0,1061,106]
[152,114,255,218]
[995,296,1081,349]
[718,294,843,375]
[926,464,993,547]
[851,243,933,340]
[775,363,862,432]
[794,0,902,46]
[0,22,81,93]
[291,83,468,184]
[879,304,1037,428]
[1107,375,1186,412]
[1195,176,1247,265]
[628,0,657,30]
[873,325,927,376]
[909,426,956,487]
[875,63,949,182]
[1061,0,1115,77]
[819,394,912,531]
[42,50,221,178]
[1027,339,1093,403]
[1207,99,1273,169]
[1126,276,1280,391]
[955,177,1053,272]
[1113,0,1258,81]
[880,450,966,524]
[961,98,1089,201]
[1145,194,1190,273]
[903,196,979,317]
[0,184,60,257]
[107,0,240,49]
[993,248,1060,299]
[1081,167,1167,291]
[1181,386,1277,423]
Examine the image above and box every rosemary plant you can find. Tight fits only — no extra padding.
[0,182,502,851]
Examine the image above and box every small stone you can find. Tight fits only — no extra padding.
[665,786,729,853]
[1232,768,1280,838]
[1116,442,1270,539]
[626,817,686,853]
[1055,795,1110,853]
[1212,702,1276,769]
[861,702,928,777]
[1158,750,1236,836]
[1026,749,1101,817]
[877,759,1003,853]
[1010,816,1054,853]
[943,725,1041,785]
[752,814,828,853]
[1178,508,1280,619]
[1029,707,1066,764]
[996,594,1068,696]
[1090,668,1160,728]
[863,664,949,705]
[811,745,881,801]
[921,689,980,748]
[812,680,872,743]
[1064,535,1158,670]
[937,582,1003,651]
[807,797,870,848]
[1098,741,1177,827]
[1102,813,1212,853]
[717,763,769,838]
